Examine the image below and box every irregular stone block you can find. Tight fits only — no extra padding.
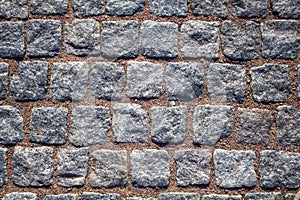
[191,0,228,18]
[72,0,104,17]
[30,0,68,15]
[203,195,242,200]
[82,192,120,200]
[231,0,268,18]
[0,148,7,187]
[160,193,200,200]
[271,0,300,19]
[244,193,282,200]
[106,0,145,16]
[0,62,9,100]
[150,0,187,17]
[43,194,79,200]
[3,193,37,200]
[0,0,28,19]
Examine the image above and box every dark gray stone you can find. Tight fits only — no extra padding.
[127,198,156,200]
[70,106,110,147]
[160,193,200,200]
[191,0,228,18]
[0,106,24,145]
[131,149,170,188]
[214,149,257,188]
[127,62,163,99]
[203,195,242,200]
[140,21,178,58]
[193,105,234,146]
[43,194,79,200]
[150,0,187,17]
[261,20,300,59]
[271,0,300,19]
[30,0,68,15]
[0,148,7,187]
[0,22,24,58]
[72,0,104,17]
[3,193,37,200]
[231,0,268,18]
[64,19,100,56]
[101,21,139,59]
[0,0,28,19]
[12,147,53,187]
[82,192,120,200]
[285,194,295,200]
[90,62,125,101]
[250,64,290,103]
[89,150,127,188]
[106,0,145,16]
[29,107,68,145]
[27,20,61,57]
[244,193,282,200]
[0,62,9,100]
[50,62,88,101]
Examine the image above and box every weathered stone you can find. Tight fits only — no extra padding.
[150,0,187,17]
[72,0,104,17]
[214,149,257,188]
[285,194,295,200]
[250,64,290,103]
[244,193,282,200]
[0,0,28,19]
[3,193,37,200]
[236,108,272,146]
[140,21,178,58]
[0,62,9,100]
[127,62,163,99]
[298,66,300,100]
[30,0,68,15]
[131,149,170,188]
[44,194,79,200]
[260,150,300,189]
[27,20,61,57]
[29,107,68,145]
[181,21,219,60]
[57,148,88,187]
[231,0,268,18]
[64,19,100,56]
[271,0,300,19]
[191,0,228,18]
[101,21,138,59]
[70,106,110,147]
[89,150,127,188]
[261,20,300,59]
[0,106,24,145]
[12,147,53,187]
[82,192,120,200]
[0,22,24,58]
[203,195,242,200]
[166,62,204,101]
[106,0,145,16]
[0,148,7,187]
[50,62,88,101]
[90,62,125,101]
[160,193,200,200]
[127,198,156,200]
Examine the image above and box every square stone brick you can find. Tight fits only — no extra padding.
[208,63,246,103]
[112,103,149,143]
[214,149,257,188]
[250,64,290,103]
[90,62,125,101]
[70,106,110,147]
[203,195,242,200]
[160,193,200,200]
[181,21,219,60]
[191,0,228,18]
[89,150,127,188]
[0,148,7,187]
[30,0,68,15]
[64,19,100,56]
[140,21,178,58]
[0,0,28,19]
[101,21,138,59]
[271,0,300,19]
[131,149,170,188]
[50,62,88,101]
[82,192,120,200]
[127,198,156,200]
[0,22,24,58]
[44,194,79,200]
[193,105,234,146]
[106,0,145,16]
[0,62,9,100]
[151,106,187,145]
[12,147,53,187]
[231,0,268,18]
[174,149,211,186]
[27,20,61,57]
[3,193,37,200]
[72,0,104,17]
[261,20,300,59]
[221,21,260,61]
[0,106,24,145]
[150,0,187,17]
[29,107,68,145]
[127,62,163,99]
[166,62,204,101]
[244,193,282,200]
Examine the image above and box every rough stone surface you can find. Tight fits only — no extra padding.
[70,106,110,147]
[140,21,178,58]
[0,22,24,58]
[57,148,88,187]
[30,0,68,15]
[90,62,125,101]
[0,148,7,187]
[221,21,260,61]
[285,194,295,200]
[131,149,170,188]
[72,0,104,17]
[298,66,300,100]
[150,0,188,17]
[271,0,300,19]
[12,147,53,187]
[0,106,24,145]
[101,21,138,59]
[244,193,282,200]
[0,0,28,19]
[181,21,219,60]
[250,64,290,103]
[112,103,148,143]
[0,62,8,100]
[193,105,234,146]
[203,195,242,200]
[236,108,272,146]
[50,62,88,101]
[191,0,228,18]
[106,0,145,16]
[82,192,120,200]
[160,193,200,200]
[151,106,187,145]
[261,20,300,59]
[127,62,163,99]
[29,107,68,145]
[214,149,257,188]
[27,20,61,57]
[3,193,37,200]
[64,19,100,56]
[207,63,246,103]
[260,150,300,189]
[174,149,212,186]
[127,198,156,200]
[231,0,268,18]
[89,150,127,188]
[44,194,79,200]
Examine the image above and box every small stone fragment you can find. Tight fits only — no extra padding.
[150,0,187,17]
[72,0,104,17]
[231,0,268,18]
[3,193,37,200]
[30,0,68,15]
[271,0,300,19]
[160,193,200,200]
[244,193,282,200]
[191,0,228,18]
[82,192,120,200]
[0,0,28,19]
[106,0,145,16]
[0,62,9,100]
[203,195,242,200]
[43,194,79,200]
[0,148,8,187]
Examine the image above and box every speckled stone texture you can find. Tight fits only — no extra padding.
[150,0,187,17]
[231,0,268,18]
[72,0,104,17]
[3,193,37,200]
[82,192,120,200]
[271,0,300,19]
[203,195,242,200]
[244,193,282,200]
[0,62,9,100]
[44,194,79,200]
[106,0,145,16]
[190,0,228,18]
[30,0,68,15]
[160,193,200,200]
[0,148,7,187]
[0,0,28,19]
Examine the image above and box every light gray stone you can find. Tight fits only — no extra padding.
[231,0,268,18]
[203,195,242,200]
[0,0,28,19]
[298,66,300,100]
[0,148,7,187]
[43,194,79,200]
[30,0,68,15]
[244,193,283,200]
[82,192,120,200]
[0,62,8,100]
[150,0,187,17]
[191,0,228,18]
[72,0,104,17]
[285,194,295,200]
[106,0,145,16]
[271,0,300,19]
[127,198,156,200]
[3,193,37,200]
[160,193,200,200]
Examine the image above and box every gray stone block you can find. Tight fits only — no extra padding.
[214,149,257,188]
[127,198,156,200]
[160,193,200,200]
[231,0,268,18]
[203,195,242,200]
[244,193,282,200]
[30,0,68,15]
[0,148,7,187]
[101,21,138,59]
[140,21,178,58]
[72,0,104,17]
[3,193,37,200]
[271,0,300,19]
[150,0,187,17]
[43,194,79,200]
[298,66,300,100]
[12,147,53,187]
[0,62,9,100]
[250,64,290,103]
[82,192,120,200]
[191,0,228,18]
[29,107,68,145]
[131,149,170,188]
[0,0,28,19]
[106,0,145,16]
[285,194,295,200]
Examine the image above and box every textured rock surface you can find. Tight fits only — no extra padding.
[271,0,300,19]
[82,192,120,200]
[106,0,145,16]
[0,148,7,187]
[285,194,296,200]
[160,193,200,200]
[190,0,228,18]
[30,0,68,15]
[72,0,104,17]
[244,193,282,200]
[127,198,156,200]
[150,0,187,17]
[3,193,37,200]
[0,0,28,19]
[231,0,268,18]
[203,195,242,200]
[44,194,79,200]
[0,62,8,100]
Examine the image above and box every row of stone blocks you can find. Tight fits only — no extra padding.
[1,19,300,59]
